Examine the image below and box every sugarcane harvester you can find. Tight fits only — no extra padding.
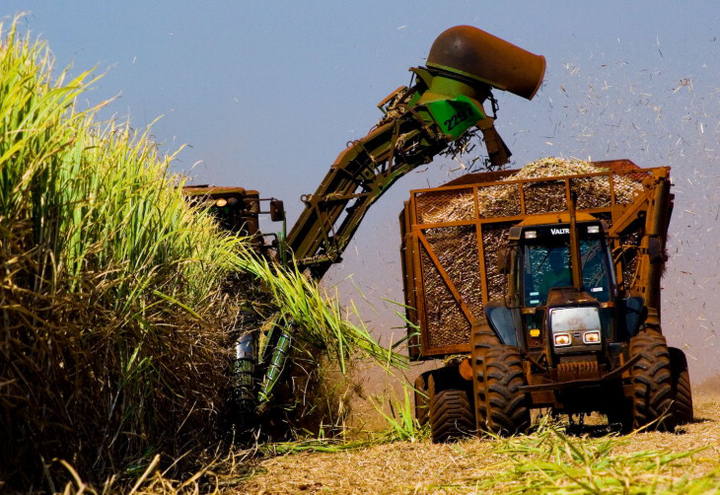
[189,26,546,426]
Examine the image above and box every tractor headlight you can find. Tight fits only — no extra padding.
[550,307,602,348]
[553,332,571,346]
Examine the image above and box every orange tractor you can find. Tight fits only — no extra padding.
[401,160,692,441]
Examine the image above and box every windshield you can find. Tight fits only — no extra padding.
[521,227,612,306]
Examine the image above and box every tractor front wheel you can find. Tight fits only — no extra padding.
[669,347,693,426]
[473,344,530,435]
[629,330,674,430]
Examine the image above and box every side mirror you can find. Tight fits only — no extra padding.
[496,247,510,274]
[269,199,285,222]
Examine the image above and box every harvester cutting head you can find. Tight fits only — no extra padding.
[427,25,546,100]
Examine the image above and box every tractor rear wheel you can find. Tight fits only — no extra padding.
[425,368,474,443]
[629,330,674,430]
[669,347,693,426]
[473,344,530,435]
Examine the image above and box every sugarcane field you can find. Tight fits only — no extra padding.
[2,4,720,494]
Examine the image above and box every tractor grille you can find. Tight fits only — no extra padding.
[557,360,600,381]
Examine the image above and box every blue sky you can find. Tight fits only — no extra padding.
[4,1,720,379]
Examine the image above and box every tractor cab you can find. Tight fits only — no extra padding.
[505,216,618,363]
[517,221,614,307]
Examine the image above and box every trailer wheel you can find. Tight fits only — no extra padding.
[428,387,474,443]
[669,347,693,426]
[414,373,431,427]
[425,368,474,443]
[629,330,674,430]
[474,344,530,435]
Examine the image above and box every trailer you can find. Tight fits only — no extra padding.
[401,159,693,441]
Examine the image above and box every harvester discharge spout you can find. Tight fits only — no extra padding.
[426,25,546,100]
[286,25,545,280]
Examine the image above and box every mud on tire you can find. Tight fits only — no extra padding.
[473,344,530,435]
[629,330,674,430]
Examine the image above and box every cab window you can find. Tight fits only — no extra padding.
[521,228,612,306]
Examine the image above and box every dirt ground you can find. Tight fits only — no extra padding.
[235,389,720,495]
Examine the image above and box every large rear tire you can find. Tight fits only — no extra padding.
[473,344,530,435]
[669,347,693,425]
[629,330,674,430]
